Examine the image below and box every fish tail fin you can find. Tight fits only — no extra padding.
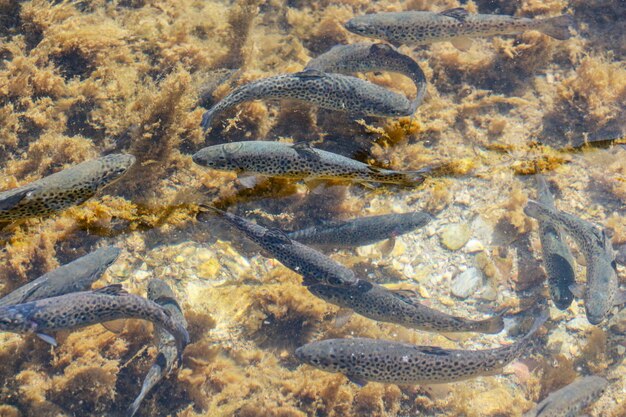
[524,309,549,339]
[127,397,143,417]
[175,325,190,365]
[200,108,217,131]
[475,314,505,334]
[540,15,575,40]
[400,166,433,187]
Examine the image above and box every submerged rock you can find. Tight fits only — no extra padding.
[440,223,471,250]
[451,267,483,299]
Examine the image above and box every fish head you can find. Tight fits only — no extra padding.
[294,340,338,370]
[97,154,136,186]
[0,305,34,332]
[345,15,388,40]
[392,212,432,235]
[192,143,242,170]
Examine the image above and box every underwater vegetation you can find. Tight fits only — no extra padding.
[0,0,625,416]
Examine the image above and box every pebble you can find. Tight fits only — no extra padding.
[440,223,471,250]
[450,267,483,299]
[198,258,221,279]
[565,317,592,332]
[464,238,484,253]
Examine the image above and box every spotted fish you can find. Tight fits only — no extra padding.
[305,43,427,113]
[287,211,432,250]
[308,280,504,334]
[533,175,576,310]
[128,279,188,417]
[200,69,413,130]
[523,375,608,417]
[345,8,574,50]
[0,154,136,222]
[205,207,360,287]
[0,246,121,307]
[295,311,547,386]
[0,285,190,361]
[193,141,430,187]
[524,201,624,324]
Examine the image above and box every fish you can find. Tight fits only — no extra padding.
[0,246,121,307]
[533,175,576,310]
[308,280,504,334]
[294,311,548,386]
[305,43,427,113]
[524,200,624,324]
[0,154,136,221]
[287,211,432,250]
[128,279,188,417]
[0,285,190,361]
[523,375,609,417]
[192,141,430,187]
[204,207,360,288]
[345,8,574,50]
[200,69,413,131]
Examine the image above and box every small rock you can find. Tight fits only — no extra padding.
[565,317,592,332]
[450,267,483,299]
[440,223,471,250]
[133,270,151,282]
[464,239,485,253]
[477,286,497,301]
[174,255,185,263]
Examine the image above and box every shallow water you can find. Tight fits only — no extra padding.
[0,0,625,416]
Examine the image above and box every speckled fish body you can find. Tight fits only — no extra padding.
[287,212,432,249]
[308,280,504,334]
[193,141,429,186]
[533,176,576,310]
[0,246,121,307]
[295,312,547,385]
[345,8,574,47]
[524,201,618,325]
[128,279,187,417]
[0,154,136,221]
[208,208,359,287]
[523,375,608,417]
[200,70,413,130]
[305,43,427,113]
[0,285,189,360]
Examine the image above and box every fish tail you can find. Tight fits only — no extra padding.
[399,166,433,186]
[127,397,143,417]
[200,108,217,131]
[523,309,549,340]
[539,15,575,40]
[474,314,505,334]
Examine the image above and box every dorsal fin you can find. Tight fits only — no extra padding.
[264,228,292,245]
[390,289,422,306]
[439,7,469,21]
[417,346,450,356]
[94,284,127,296]
[292,142,321,161]
[295,69,325,79]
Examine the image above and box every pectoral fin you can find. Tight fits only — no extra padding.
[237,173,262,189]
[379,237,396,257]
[101,319,127,334]
[450,37,472,51]
[36,333,57,346]
[0,186,36,211]
[333,308,354,328]
[568,283,585,299]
